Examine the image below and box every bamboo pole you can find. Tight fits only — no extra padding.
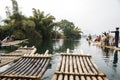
[83,57,93,74]
[0,74,40,79]
[80,76,86,80]
[29,58,44,76]
[1,58,24,74]
[57,55,65,80]
[54,72,106,76]
[91,76,97,80]
[73,56,79,80]
[67,48,70,53]
[61,53,91,57]
[79,56,88,73]
[89,59,99,73]
[76,56,83,74]
[64,55,68,80]
[38,59,51,77]
[97,76,103,80]
[30,48,37,55]
[20,58,38,75]
[69,55,74,80]
[24,58,41,75]
[52,74,58,80]
[33,58,47,76]
[86,57,98,74]
[86,76,92,80]
[103,77,109,80]
[11,58,31,75]
[44,50,49,55]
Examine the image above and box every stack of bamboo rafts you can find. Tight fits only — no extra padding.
[0,50,51,80]
[0,46,37,67]
[52,50,108,80]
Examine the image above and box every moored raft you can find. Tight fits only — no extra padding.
[0,46,37,67]
[0,51,51,80]
[1,39,28,47]
[90,40,120,51]
[52,51,108,80]
[105,46,120,51]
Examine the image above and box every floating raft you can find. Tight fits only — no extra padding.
[1,39,28,47]
[52,53,108,80]
[105,46,120,51]
[0,52,51,80]
[0,55,20,67]
[0,46,37,67]
[91,41,120,51]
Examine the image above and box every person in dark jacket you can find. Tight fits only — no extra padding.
[110,27,119,47]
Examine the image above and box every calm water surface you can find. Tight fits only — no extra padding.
[0,37,120,80]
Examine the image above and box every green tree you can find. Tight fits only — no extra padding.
[58,19,82,39]
[2,0,27,39]
[1,0,82,40]
[2,0,36,39]
[30,8,56,40]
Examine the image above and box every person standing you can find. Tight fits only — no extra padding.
[110,27,119,47]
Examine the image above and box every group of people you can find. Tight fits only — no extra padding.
[94,35,101,42]
[89,27,119,47]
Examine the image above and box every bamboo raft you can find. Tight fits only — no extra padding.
[105,46,120,51]
[91,41,120,51]
[0,46,37,67]
[1,39,28,47]
[52,52,108,80]
[0,51,51,80]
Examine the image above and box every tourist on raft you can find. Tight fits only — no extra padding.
[110,27,119,47]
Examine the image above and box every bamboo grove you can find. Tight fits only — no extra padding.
[0,0,82,41]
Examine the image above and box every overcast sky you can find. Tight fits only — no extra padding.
[0,0,120,35]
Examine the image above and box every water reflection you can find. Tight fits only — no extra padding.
[53,39,80,53]
[21,39,80,54]
[88,41,91,46]
[104,47,110,58]
[21,39,55,54]
[113,50,118,67]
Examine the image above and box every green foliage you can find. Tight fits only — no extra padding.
[0,0,82,41]
[11,0,19,15]
[13,30,25,39]
[21,20,35,32]
[0,25,13,39]
[58,19,81,39]
[31,8,56,40]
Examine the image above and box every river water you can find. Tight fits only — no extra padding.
[0,37,120,80]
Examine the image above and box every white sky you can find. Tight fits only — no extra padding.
[0,0,120,35]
